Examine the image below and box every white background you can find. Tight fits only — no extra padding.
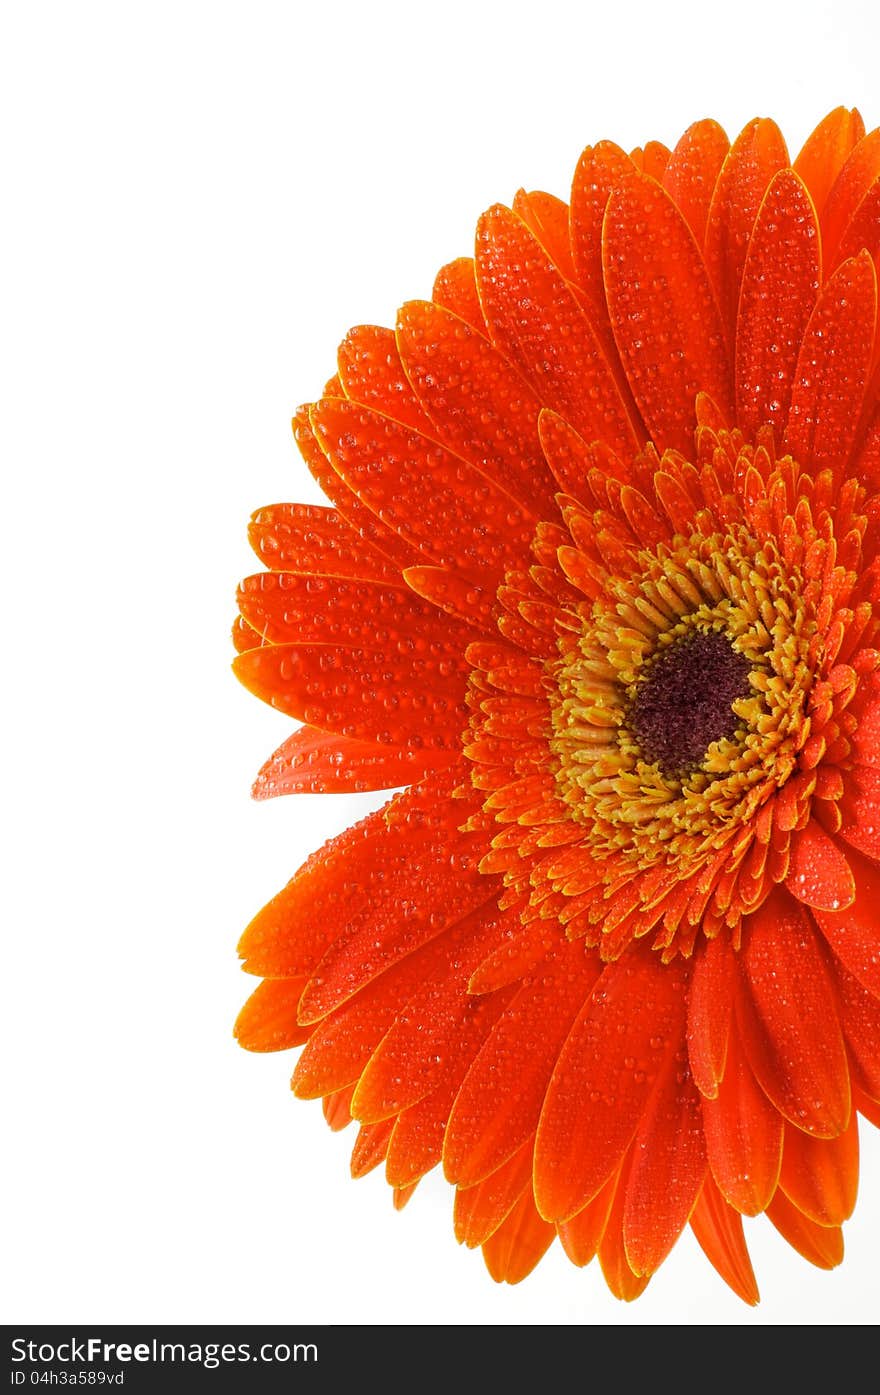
[3,0,879,1328]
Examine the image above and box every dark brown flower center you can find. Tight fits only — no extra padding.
[627,629,753,778]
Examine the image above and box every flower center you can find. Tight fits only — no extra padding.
[627,629,753,778]
[544,518,816,956]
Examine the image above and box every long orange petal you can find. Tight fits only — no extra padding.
[687,933,736,1099]
[247,502,400,582]
[233,641,468,748]
[292,911,500,1101]
[337,324,433,432]
[251,726,451,800]
[739,888,851,1139]
[702,1021,782,1215]
[293,405,419,571]
[569,140,638,363]
[556,1170,618,1267]
[735,169,821,439]
[432,256,487,333]
[785,251,878,481]
[821,128,880,269]
[384,986,517,1188]
[444,939,601,1187]
[352,901,520,1120]
[597,1152,650,1301]
[475,203,641,456]
[237,770,476,978]
[453,1138,535,1247]
[778,1114,859,1226]
[812,844,880,999]
[765,1191,844,1269]
[533,953,688,1222]
[236,569,473,652]
[512,188,577,282]
[662,118,730,247]
[309,398,536,582]
[623,1045,707,1275]
[234,976,312,1051]
[481,1187,556,1284]
[603,172,732,453]
[395,298,557,515]
[793,107,865,220]
[689,1173,760,1305]
[705,117,789,350]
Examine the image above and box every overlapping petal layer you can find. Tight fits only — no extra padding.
[234,108,880,1303]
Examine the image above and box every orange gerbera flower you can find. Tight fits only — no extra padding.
[232,107,880,1304]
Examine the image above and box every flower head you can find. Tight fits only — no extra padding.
[233,108,880,1303]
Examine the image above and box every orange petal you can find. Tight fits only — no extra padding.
[232,614,262,654]
[481,1187,556,1284]
[350,1119,394,1178]
[821,128,880,269]
[512,188,576,282]
[293,405,419,571]
[812,847,880,999]
[556,1171,617,1267]
[539,408,625,504]
[237,770,473,977]
[662,118,730,247]
[569,140,638,361]
[453,1138,535,1247]
[251,726,450,800]
[735,169,821,439]
[298,868,492,1025]
[597,1153,650,1301]
[705,117,790,350]
[833,957,880,1100]
[793,107,865,220]
[785,251,878,480]
[384,985,517,1188]
[739,888,851,1138]
[337,324,433,432]
[533,953,688,1222]
[443,939,602,1188]
[835,175,880,271]
[764,1191,844,1269]
[247,502,400,582]
[689,1173,760,1305]
[475,203,641,456]
[687,933,736,1099]
[352,901,518,1120]
[702,1021,783,1215]
[236,569,474,652]
[238,803,395,977]
[838,764,880,862]
[310,397,535,582]
[292,913,493,1101]
[623,1045,707,1275]
[603,172,732,454]
[233,641,467,748]
[778,1114,859,1226]
[467,918,561,994]
[233,976,312,1051]
[395,299,557,515]
[432,256,486,333]
[402,564,497,633]
[323,1083,356,1132]
[786,818,856,912]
